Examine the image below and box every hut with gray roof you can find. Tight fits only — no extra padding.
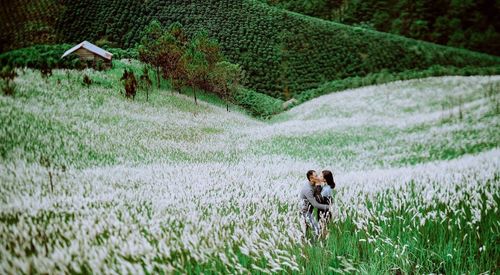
[61,41,113,69]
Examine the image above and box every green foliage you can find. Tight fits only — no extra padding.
[2,0,499,99]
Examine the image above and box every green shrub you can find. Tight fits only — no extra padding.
[234,88,283,118]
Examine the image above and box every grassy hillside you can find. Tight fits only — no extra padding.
[1,67,499,273]
[1,0,499,99]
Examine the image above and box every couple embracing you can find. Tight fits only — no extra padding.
[299,170,336,238]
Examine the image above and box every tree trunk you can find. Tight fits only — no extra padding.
[48,171,53,193]
[156,66,160,88]
[170,77,174,94]
[225,85,229,112]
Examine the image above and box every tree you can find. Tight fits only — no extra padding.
[157,31,185,92]
[191,30,222,70]
[186,31,222,92]
[181,46,209,105]
[140,66,152,101]
[211,61,244,111]
[138,20,163,88]
[121,69,138,99]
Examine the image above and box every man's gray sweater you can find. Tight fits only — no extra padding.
[300,181,330,214]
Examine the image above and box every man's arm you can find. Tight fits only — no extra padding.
[303,186,329,210]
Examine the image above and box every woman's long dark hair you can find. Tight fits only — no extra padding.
[322,170,335,189]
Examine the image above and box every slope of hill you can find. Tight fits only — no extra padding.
[258,0,500,56]
[1,0,499,99]
[0,0,63,51]
[0,67,499,273]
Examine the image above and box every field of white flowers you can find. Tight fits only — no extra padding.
[1,66,499,273]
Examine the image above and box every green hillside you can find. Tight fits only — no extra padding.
[258,0,500,56]
[1,0,500,99]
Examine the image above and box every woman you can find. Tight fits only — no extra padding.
[315,170,335,223]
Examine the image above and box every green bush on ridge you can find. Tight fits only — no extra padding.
[234,88,284,119]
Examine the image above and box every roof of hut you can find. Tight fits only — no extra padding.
[61,41,113,60]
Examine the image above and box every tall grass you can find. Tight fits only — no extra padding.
[0,68,499,273]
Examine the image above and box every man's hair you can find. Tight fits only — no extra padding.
[306,170,316,181]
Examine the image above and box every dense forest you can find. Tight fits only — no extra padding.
[260,0,500,56]
[1,0,499,99]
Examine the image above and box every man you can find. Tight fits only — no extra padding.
[300,170,330,238]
